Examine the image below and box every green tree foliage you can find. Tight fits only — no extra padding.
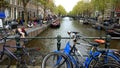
[46,0,55,12]
[110,0,120,8]
[38,0,54,20]
[91,0,120,14]
[0,0,9,11]
[19,0,31,26]
[91,0,108,14]
[56,5,67,16]
[69,0,120,17]
[69,1,92,16]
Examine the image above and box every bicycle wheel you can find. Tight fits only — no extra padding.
[99,63,120,68]
[27,48,44,66]
[42,52,72,68]
[88,58,97,68]
[17,47,44,68]
[88,55,120,68]
[0,52,12,68]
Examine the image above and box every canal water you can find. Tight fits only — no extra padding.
[26,17,120,53]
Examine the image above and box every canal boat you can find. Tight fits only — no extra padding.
[106,24,120,37]
[107,29,120,37]
[83,19,89,24]
[50,18,60,28]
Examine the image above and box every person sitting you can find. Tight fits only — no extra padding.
[27,21,33,28]
[16,26,28,38]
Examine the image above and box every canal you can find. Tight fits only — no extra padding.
[26,17,120,53]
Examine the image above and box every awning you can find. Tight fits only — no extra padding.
[0,12,6,18]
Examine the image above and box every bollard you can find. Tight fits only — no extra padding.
[57,35,61,51]
[105,35,111,48]
[15,35,21,57]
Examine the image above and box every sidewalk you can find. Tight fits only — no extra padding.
[0,23,50,50]
[26,24,48,35]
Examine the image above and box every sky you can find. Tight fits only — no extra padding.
[54,0,81,12]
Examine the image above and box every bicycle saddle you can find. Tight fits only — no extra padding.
[94,39,105,44]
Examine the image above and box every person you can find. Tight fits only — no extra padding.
[16,26,28,38]
[27,21,33,28]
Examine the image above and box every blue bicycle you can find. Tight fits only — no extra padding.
[84,35,120,68]
[42,31,87,68]
[42,31,120,68]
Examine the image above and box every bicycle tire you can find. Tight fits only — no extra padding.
[27,48,44,66]
[88,55,120,68]
[60,47,84,68]
[0,52,12,68]
[17,47,44,68]
[41,52,72,68]
[99,63,120,68]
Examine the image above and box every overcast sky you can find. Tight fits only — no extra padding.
[54,0,80,12]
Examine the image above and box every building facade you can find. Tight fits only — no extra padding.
[4,0,44,21]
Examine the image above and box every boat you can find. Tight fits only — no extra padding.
[50,18,60,28]
[106,24,120,37]
[107,29,120,37]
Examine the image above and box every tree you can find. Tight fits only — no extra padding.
[18,0,31,26]
[69,1,92,17]
[56,5,67,16]
[38,0,49,20]
[0,0,9,11]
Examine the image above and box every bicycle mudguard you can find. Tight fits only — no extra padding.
[64,42,80,68]
[83,57,91,68]
[84,51,100,68]
[64,42,71,54]
[49,52,72,68]
[107,52,120,62]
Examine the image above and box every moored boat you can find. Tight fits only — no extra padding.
[107,29,120,37]
[50,18,60,28]
[106,23,120,37]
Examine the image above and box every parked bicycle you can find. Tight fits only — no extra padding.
[42,31,120,68]
[42,31,86,68]
[83,35,120,68]
[0,30,43,68]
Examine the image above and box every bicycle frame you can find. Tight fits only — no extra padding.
[63,41,82,68]
[84,44,120,68]
[52,32,84,68]
[0,45,27,62]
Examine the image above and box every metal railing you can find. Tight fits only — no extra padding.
[2,34,120,51]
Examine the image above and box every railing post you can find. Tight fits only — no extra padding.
[57,35,61,51]
[15,35,20,51]
[105,35,111,48]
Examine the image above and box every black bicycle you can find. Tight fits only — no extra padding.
[0,32,43,68]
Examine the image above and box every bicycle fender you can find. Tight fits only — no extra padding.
[108,53,120,62]
[84,51,101,68]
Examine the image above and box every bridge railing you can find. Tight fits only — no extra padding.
[1,34,120,51]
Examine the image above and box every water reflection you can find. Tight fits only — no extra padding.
[26,17,120,53]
